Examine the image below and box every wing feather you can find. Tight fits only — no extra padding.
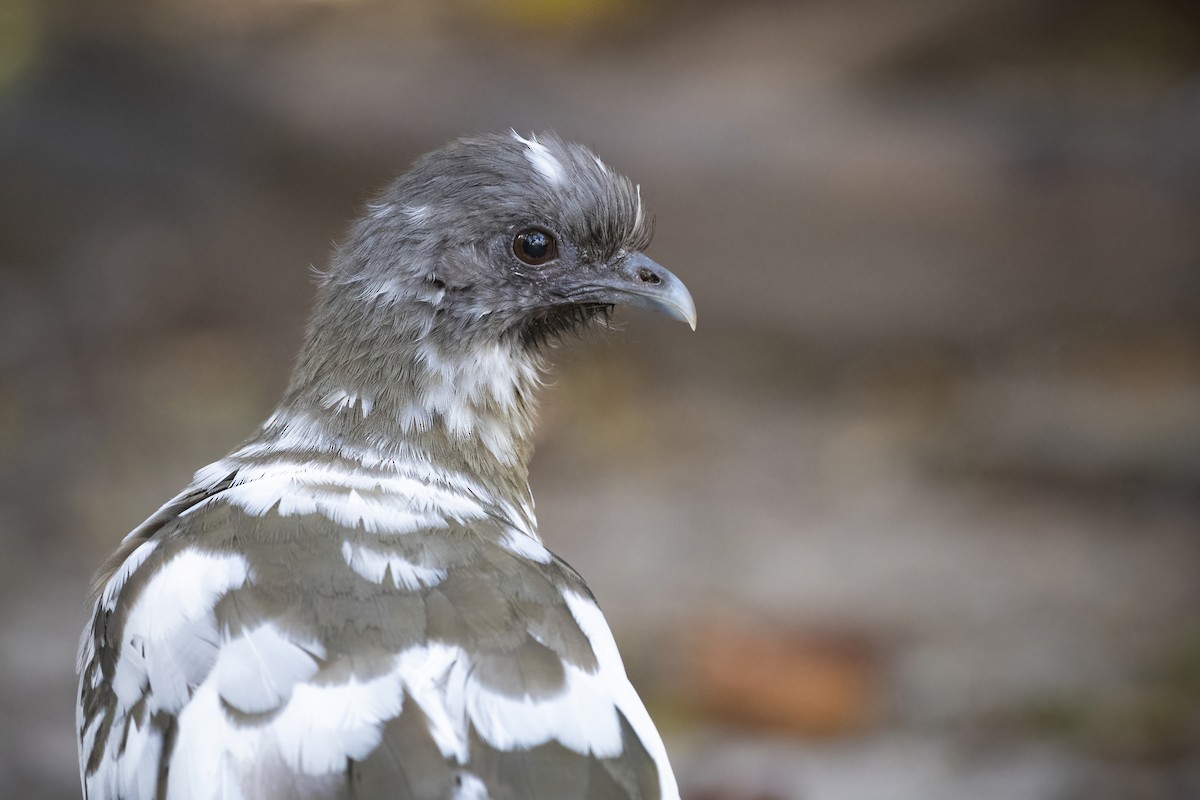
[79,491,675,800]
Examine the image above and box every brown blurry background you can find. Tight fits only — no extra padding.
[2,0,1199,797]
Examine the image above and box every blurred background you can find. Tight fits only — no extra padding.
[2,0,1199,797]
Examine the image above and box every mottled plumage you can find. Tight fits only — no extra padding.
[77,132,694,800]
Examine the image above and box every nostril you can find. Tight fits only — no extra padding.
[637,267,661,285]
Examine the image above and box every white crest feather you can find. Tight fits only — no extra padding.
[510,131,565,186]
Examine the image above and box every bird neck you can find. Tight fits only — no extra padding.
[245,291,544,527]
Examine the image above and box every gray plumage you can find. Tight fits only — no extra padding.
[77,132,693,800]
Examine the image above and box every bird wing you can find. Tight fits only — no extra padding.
[78,489,677,800]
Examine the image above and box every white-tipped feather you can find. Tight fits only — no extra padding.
[341,540,448,590]
[100,539,157,614]
[83,551,252,800]
[181,459,492,533]
[111,551,251,716]
[563,590,680,799]
[167,663,409,796]
[499,529,552,564]
[214,624,325,714]
[167,679,256,800]
[510,131,566,186]
[106,711,162,800]
[416,339,533,446]
[322,389,373,418]
[192,459,235,491]
[395,643,471,762]
[395,642,628,761]
[464,660,624,757]
[272,671,407,774]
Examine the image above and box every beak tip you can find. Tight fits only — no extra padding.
[659,294,696,331]
[591,252,698,331]
[680,295,698,331]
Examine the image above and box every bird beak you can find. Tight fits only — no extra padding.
[583,253,697,330]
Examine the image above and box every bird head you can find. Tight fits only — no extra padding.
[324,132,696,352]
[282,133,694,486]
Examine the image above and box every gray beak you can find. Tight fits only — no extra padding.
[580,253,697,330]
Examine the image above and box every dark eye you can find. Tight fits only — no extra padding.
[513,228,558,266]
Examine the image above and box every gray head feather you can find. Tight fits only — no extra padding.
[259,133,674,506]
[323,132,652,347]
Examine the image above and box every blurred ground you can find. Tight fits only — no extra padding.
[1,0,1199,797]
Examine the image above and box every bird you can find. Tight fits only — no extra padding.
[76,132,695,800]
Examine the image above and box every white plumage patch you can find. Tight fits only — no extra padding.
[341,540,448,590]
[414,339,539,462]
[112,550,251,716]
[183,459,490,534]
[213,623,325,714]
[99,539,158,612]
[82,550,252,800]
[322,388,373,418]
[464,657,624,757]
[194,402,543,536]
[393,638,629,763]
[395,643,470,762]
[511,131,565,186]
[166,680,255,800]
[166,679,253,800]
[119,714,162,800]
[499,529,552,564]
[167,657,408,797]
[563,591,680,799]
[77,537,160,684]
[271,670,407,774]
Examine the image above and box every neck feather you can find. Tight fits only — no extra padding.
[239,284,544,523]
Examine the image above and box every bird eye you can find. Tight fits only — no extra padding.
[513,228,558,266]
